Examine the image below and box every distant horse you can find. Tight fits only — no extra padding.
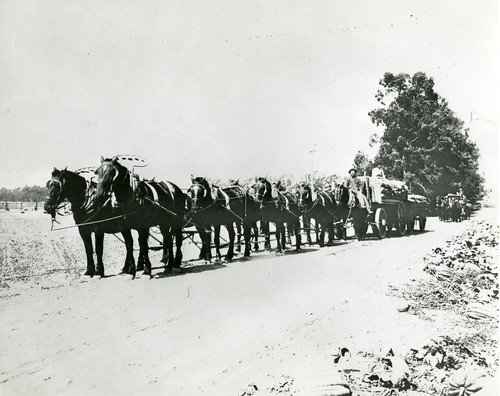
[251,177,302,254]
[94,157,186,275]
[44,167,136,278]
[447,199,462,222]
[334,184,369,240]
[186,176,260,261]
[297,183,337,246]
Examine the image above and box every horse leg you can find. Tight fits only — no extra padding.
[80,229,95,277]
[243,222,252,257]
[173,227,183,268]
[95,231,105,277]
[235,222,242,253]
[137,250,144,272]
[304,216,313,245]
[203,228,213,262]
[252,222,259,251]
[137,229,151,278]
[326,223,334,246]
[160,225,174,269]
[316,221,322,245]
[275,222,283,254]
[262,220,271,251]
[198,227,207,259]
[281,222,287,249]
[286,223,292,246]
[123,230,137,278]
[294,219,302,252]
[318,222,325,247]
[214,225,222,262]
[225,223,235,261]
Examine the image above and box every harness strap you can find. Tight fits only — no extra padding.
[218,189,231,209]
[144,182,159,203]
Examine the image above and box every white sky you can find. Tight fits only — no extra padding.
[0,0,498,191]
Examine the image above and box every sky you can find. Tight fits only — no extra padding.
[0,0,498,193]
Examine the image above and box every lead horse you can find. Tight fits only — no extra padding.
[94,157,186,276]
[252,177,302,254]
[44,167,137,277]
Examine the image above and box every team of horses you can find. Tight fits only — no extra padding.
[436,195,470,223]
[44,156,369,278]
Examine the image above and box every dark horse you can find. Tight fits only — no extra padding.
[334,184,369,240]
[229,179,261,253]
[44,167,137,278]
[297,183,337,246]
[94,157,186,276]
[186,176,260,261]
[251,177,302,254]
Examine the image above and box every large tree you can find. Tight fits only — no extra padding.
[368,72,484,202]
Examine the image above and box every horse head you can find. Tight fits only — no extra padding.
[334,184,349,207]
[44,167,86,218]
[297,182,312,211]
[251,177,271,204]
[44,168,65,218]
[187,176,212,212]
[95,156,130,207]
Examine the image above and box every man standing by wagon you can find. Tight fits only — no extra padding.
[342,168,372,213]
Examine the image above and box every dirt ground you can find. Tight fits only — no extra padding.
[0,208,498,395]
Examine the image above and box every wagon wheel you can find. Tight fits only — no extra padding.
[395,201,407,236]
[373,208,387,239]
[419,211,427,232]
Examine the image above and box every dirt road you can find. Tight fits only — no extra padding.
[0,209,498,395]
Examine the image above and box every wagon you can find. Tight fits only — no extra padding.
[353,175,430,239]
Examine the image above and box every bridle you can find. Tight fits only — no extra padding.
[46,178,64,207]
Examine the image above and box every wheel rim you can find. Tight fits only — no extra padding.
[375,208,387,239]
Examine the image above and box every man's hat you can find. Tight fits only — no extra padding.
[349,168,357,174]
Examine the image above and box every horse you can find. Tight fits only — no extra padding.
[251,177,302,254]
[44,167,137,278]
[229,179,261,253]
[94,156,186,276]
[297,183,337,247]
[334,184,369,240]
[186,176,260,261]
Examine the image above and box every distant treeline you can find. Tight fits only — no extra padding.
[0,185,46,202]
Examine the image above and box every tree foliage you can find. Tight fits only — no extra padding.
[0,185,47,202]
[368,72,484,201]
[352,150,373,176]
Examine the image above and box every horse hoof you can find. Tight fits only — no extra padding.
[136,264,144,271]
[296,248,303,253]
[84,270,95,277]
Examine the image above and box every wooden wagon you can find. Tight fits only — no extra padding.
[354,175,430,239]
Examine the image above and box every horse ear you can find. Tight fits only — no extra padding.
[191,174,195,183]
[63,166,67,171]
[111,157,118,165]
[100,156,105,163]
